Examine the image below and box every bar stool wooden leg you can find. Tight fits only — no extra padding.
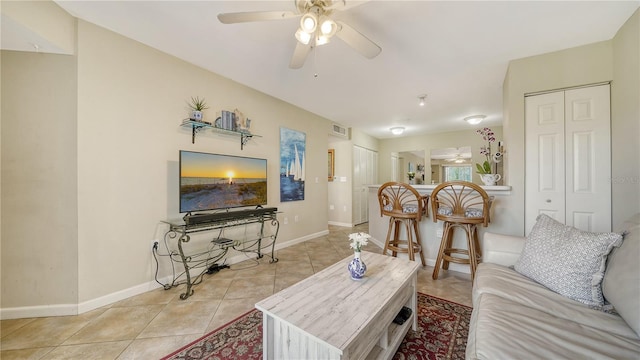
[432,223,450,280]
[383,217,393,256]
[413,219,426,266]
[442,222,455,271]
[467,224,478,280]
[392,219,401,257]
[473,225,482,258]
[405,219,415,262]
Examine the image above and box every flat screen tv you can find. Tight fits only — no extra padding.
[179,150,268,214]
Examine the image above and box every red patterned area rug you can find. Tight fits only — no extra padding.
[162,293,472,360]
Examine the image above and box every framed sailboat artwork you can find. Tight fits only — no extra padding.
[279,127,306,202]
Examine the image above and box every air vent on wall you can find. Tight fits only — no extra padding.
[330,123,350,139]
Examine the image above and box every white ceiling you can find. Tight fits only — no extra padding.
[30,1,640,138]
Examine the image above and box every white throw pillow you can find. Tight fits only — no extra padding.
[514,214,623,309]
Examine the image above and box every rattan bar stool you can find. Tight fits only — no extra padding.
[430,181,492,280]
[377,182,427,265]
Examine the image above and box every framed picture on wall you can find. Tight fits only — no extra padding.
[328,149,335,181]
[280,127,306,202]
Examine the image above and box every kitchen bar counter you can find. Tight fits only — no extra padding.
[367,184,512,274]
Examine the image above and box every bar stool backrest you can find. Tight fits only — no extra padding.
[430,181,491,227]
[377,182,427,222]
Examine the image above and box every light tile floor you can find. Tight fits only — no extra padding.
[1,224,472,359]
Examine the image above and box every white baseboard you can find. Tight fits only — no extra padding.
[328,221,353,227]
[0,230,330,320]
[0,303,78,320]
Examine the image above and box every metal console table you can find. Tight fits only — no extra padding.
[162,207,279,300]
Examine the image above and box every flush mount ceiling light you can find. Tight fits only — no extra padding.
[418,95,427,106]
[464,115,486,125]
[390,127,405,135]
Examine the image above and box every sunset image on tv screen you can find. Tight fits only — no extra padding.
[180,151,267,213]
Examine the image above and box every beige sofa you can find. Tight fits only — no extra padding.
[466,214,640,359]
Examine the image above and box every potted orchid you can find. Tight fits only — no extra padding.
[475,127,502,185]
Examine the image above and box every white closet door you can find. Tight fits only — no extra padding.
[352,146,364,225]
[390,154,399,182]
[564,85,611,232]
[525,91,566,233]
[525,84,612,234]
[352,145,378,225]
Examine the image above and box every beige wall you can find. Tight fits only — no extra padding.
[74,20,331,304]
[1,50,79,309]
[2,8,331,315]
[503,41,613,236]
[327,128,379,226]
[503,9,639,235]
[611,9,640,230]
[1,0,75,54]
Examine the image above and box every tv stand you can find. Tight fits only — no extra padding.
[161,207,279,300]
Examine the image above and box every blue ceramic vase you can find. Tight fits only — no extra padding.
[348,251,367,280]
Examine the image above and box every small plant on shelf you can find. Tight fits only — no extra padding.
[187,96,209,121]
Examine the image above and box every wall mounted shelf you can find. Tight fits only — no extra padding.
[180,119,260,150]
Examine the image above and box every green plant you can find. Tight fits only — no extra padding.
[476,161,492,175]
[188,96,209,111]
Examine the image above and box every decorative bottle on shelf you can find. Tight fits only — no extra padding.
[348,251,367,280]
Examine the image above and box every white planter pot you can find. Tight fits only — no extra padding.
[479,173,501,186]
[191,110,203,121]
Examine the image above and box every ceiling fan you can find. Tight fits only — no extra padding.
[217,0,382,69]
[435,147,471,163]
[445,155,469,163]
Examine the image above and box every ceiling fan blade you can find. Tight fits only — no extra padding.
[217,11,298,24]
[289,41,312,69]
[326,0,370,11]
[335,20,381,59]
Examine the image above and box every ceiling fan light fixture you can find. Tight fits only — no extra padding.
[464,115,486,125]
[295,28,312,44]
[300,13,317,33]
[319,17,337,37]
[390,127,405,135]
[316,35,331,46]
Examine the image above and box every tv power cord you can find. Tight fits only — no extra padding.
[206,264,229,274]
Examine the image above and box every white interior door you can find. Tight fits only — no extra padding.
[391,154,399,182]
[564,85,611,232]
[352,145,378,225]
[525,91,566,233]
[525,84,612,234]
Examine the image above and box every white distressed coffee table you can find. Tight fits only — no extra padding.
[255,251,420,360]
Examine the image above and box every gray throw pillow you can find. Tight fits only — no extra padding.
[514,214,623,309]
